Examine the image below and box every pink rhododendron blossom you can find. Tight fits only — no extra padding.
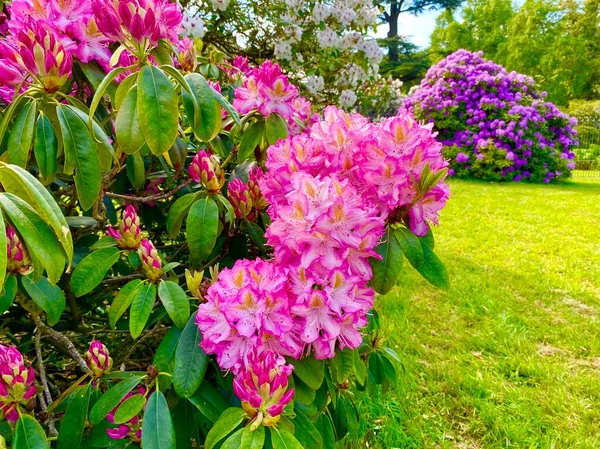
[233,349,294,429]
[106,386,147,441]
[0,344,36,423]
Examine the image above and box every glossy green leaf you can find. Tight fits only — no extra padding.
[204,407,246,449]
[71,247,120,297]
[89,375,143,425]
[265,112,288,145]
[142,391,175,449]
[114,72,138,111]
[394,226,424,269]
[210,87,241,126]
[158,280,190,329]
[0,193,65,283]
[81,63,123,107]
[166,193,198,237]
[13,415,49,449]
[182,73,222,142]
[186,196,219,265]
[57,384,91,449]
[126,152,146,189]
[329,348,354,385]
[416,236,450,290]
[221,429,243,449]
[116,86,146,154]
[0,163,73,265]
[246,220,266,249]
[153,326,182,378]
[7,100,37,168]
[34,113,58,183]
[129,282,157,339]
[369,229,403,295]
[270,428,303,449]
[238,121,264,162]
[21,275,66,326]
[293,409,323,449]
[109,279,144,328]
[240,425,264,449]
[0,274,17,315]
[291,356,324,390]
[353,349,367,386]
[57,104,101,211]
[0,209,5,291]
[173,398,200,449]
[113,394,146,424]
[173,312,208,398]
[0,95,26,150]
[137,65,178,155]
[188,382,228,423]
[315,413,335,448]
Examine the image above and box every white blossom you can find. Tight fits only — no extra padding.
[341,31,362,50]
[305,75,325,95]
[316,28,341,49]
[312,3,331,23]
[210,0,230,11]
[339,89,357,108]
[180,13,205,39]
[274,41,293,60]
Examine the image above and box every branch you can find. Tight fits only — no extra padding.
[34,329,53,406]
[105,180,191,203]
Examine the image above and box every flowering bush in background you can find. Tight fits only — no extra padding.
[405,49,578,183]
[0,0,450,448]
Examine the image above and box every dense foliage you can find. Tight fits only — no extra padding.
[405,50,578,182]
[0,0,451,448]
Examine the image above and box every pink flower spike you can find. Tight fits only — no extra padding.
[0,344,36,423]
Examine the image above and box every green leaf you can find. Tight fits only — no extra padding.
[142,391,175,449]
[204,407,246,449]
[166,193,198,237]
[353,349,367,386]
[0,164,74,265]
[71,247,120,297]
[291,356,324,390]
[221,429,243,449]
[416,236,450,290]
[116,86,146,154]
[13,415,49,449]
[240,425,264,449]
[8,100,37,168]
[188,382,228,423]
[186,196,219,265]
[265,113,288,145]
[369,229,403,295]
[182,73,222,142]
[368,353,384,384]
[34,113,58,183]
[293,409,323,449]
[109,279,143,328]
[173,312,208,398]
[153,326,182,374]
[114,72,138,111]
[57,104,101,211]
[315,413,335,448]
[137,65,178,155]
[0,95,26,150]
[113,394,146,424]
[0,209,6,291]
[57,384,91,449]
[0,193,65,283]
[173,398,200,449]
[129,282,157,339]
[238,121,264,162]
[126,152,146,189]
[158,280,190,329]
[329,348,354,385]
[270,428,304,449]
[0,274,17,315]
[89,375,143,425]
[394,226,424,269]
[21,275,66,326]
[81,63,122,106]
[211,87,241,126]
[246,221,266,249]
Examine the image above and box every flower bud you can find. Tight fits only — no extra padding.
[85,340,113,378]
[0,344,36,423]
[107,205,142,249]
[6,225,32,275]
[185,269,203,299]
[177,37,197,73]
[233,350,294,430]
[227,178,253,219]
[138,239,162,281]
[188,151,225,193]
[247,166,267,212]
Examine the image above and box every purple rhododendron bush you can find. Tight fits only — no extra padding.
[0,1,451,448]
[404,49,578,183]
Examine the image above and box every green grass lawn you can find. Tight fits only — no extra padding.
[349,178,600,449]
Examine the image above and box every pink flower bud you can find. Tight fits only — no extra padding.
[227,178,253,219]
[138,239,162,281]
[106,385,147,441]
[5,225,32,275]
[0,344,36,423]
[85,340,113,378]
[232,350,294,429]
[188,151,225,193]
[108,205,142,249]
[247,166,267,212]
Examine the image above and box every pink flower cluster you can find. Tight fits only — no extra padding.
[233,349,294,428]
[107,205,142,250]
[106,385,147,441]
[0,344,36,423]
[233,60,316,132]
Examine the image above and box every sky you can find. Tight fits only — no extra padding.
[373,9,442,48]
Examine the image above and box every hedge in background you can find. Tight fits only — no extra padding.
[405,50,578,183]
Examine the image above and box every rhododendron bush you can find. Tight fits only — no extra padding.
[405,50,578,183]
[0,1,450,448]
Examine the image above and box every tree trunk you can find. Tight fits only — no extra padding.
[387,0,401,63]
